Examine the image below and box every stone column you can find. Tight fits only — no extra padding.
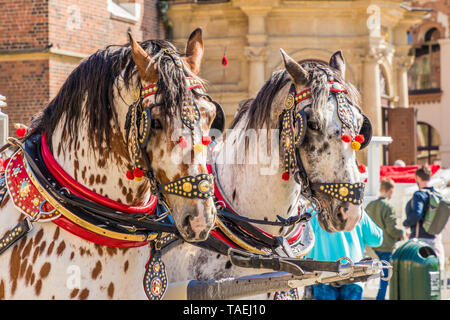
[240,6,271,98]
[244,46,267,97]
[361,50,383,136]
[394,47,414,108]
[365,136,393,204]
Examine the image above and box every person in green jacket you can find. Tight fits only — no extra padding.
[366,177,405,300]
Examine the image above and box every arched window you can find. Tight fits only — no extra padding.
[408,27,441,92]
[417,121,441,165]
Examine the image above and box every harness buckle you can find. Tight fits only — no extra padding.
[380,260,393,281]
[215,200,226,210]
[119,225,137,233]
[337,256,354,278]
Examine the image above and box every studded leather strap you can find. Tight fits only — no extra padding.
[310,182,365,205]
[0,217,33,256]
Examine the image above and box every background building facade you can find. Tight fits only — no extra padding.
[167,0,425,149]
[408,0,450,168]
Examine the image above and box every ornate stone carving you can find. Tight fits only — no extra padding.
[244,46,267,62]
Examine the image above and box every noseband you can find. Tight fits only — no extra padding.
[279,68,372,206]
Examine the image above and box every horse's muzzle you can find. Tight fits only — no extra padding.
[317,196,362,233]
[179,202,216,242]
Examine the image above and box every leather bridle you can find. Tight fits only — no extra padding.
[125,49,225,213]
[279,67,372,211]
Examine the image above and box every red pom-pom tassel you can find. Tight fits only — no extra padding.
[178,136,189,149]
[354,134,365,144]
[221,56,228,67]
[16,126,27,138]
[341,134,351,143]
[133,168,143,180]
[358,164,366,173]
[2,158,10,170]
[133,168,143,178]
[126,169,134,180]
[282,172,290,181]
[202,136,212,146]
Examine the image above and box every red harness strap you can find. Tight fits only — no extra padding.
[41,133,157,248]
[41,133,156,214]
[207,163,303,249]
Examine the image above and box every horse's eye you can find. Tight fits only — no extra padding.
[307,120,320,131]
[151,119,163,130]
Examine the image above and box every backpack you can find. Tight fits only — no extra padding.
[422,190,450,235]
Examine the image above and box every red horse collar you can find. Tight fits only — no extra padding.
[4,134,158,248]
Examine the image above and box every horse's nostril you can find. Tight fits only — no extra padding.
[199,230,207,240]
[182,214,191,227]
[337,205,348,222]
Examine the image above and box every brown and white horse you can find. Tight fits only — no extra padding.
[162,50,371,299]
[0,29,219,299]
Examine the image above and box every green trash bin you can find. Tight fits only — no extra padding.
[389,239,440,300]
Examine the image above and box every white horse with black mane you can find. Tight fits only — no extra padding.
[0,28,223,299]
[161,49,373,299]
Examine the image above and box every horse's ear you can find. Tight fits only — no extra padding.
[184,27,204,75]
[280,48,309,86]
[128,32,158,83]
[329,51,346,79]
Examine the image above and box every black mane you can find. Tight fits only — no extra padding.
[234,60,360,131]
[30,39,192,152]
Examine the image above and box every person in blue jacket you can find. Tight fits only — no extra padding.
[305,208,383,300]
[402,165,445,272]
[403,165,435,240]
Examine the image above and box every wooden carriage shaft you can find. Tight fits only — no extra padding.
[164,262,382,300]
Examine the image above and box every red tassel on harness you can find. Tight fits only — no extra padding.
[358,164,366,173]
[282,172,290,181]
[16,126,27,138]
[354,134,365,144]
[133,168,144,181]
[178,136,189,149]
[126,169,134,180]
[202,136,212,146]
[2,158,10,170]
[341,134,351,143]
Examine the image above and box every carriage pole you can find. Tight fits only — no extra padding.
[163,259,387,300]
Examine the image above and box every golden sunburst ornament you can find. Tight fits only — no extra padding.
[285,94,295,109]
